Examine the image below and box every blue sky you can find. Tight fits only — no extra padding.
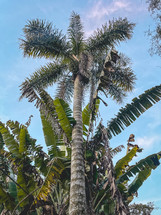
[0,0,161,213]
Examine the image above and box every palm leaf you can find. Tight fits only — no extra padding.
[68,11,84,55]
[87,18,135,52]
[56,75,74,103]
[109,54,136,92]
[107,84,161,139]
[114,146,138,179]
[20,62,67,92]
[20,19,70,59]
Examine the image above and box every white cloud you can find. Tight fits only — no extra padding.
[87,0,130,20]
[135,135,160,148]
[83,0,148,37]
[87,0,147,20]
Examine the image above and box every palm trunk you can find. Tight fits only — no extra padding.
[69,74,86,215]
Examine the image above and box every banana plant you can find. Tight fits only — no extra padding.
[0,118,70,214]
[1,82,161,215]
[38,89,161,214]
[87,131,161,215]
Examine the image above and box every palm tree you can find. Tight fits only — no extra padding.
[19,12,135,214]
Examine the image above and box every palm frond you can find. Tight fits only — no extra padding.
[20,62,67,92]
[107,82,126,103]
[68,11,84,55]
[20,19,70,59]
[107,84,161,139]
[55,75,74,102]
[92,51,134,104]
[108,54,136,92]
[87,18,135,52]
[19,84,63,138]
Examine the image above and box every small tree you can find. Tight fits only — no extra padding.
[147,0,161,56]
[20,12,135,215]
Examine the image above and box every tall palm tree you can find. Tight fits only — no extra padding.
[20,12,135,214]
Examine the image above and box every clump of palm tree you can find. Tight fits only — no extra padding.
[19,11,137,215]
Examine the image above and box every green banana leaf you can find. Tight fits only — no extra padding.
[36,158,69,201]
[107,85,161,139]
[53,98,76,140]
[0,122,20,157]
[82,99,100,136]
[19,128,27,154]
[114,146,138,179]
[117,152,161,183]
[0,185,16,211]
[41,113,65,158]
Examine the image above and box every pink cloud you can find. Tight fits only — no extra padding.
[83,0,148,37]
[87,0,131,20]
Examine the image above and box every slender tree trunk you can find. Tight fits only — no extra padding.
[69,74,86,215]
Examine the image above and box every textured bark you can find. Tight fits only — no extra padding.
[69,75,86,215]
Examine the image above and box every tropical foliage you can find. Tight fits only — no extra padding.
[1,83,161,214]
[0,117,70,214]
[16,10,161,215]
[19,11,137,215]
[147,0,161,56]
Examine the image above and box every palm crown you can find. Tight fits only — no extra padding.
[20,12,135,105]
[19,12,137,215]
